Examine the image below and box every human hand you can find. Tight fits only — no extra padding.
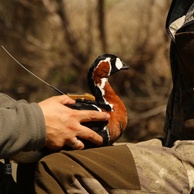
[38,95,110,150]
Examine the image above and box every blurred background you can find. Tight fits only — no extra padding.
[0,0,172,143]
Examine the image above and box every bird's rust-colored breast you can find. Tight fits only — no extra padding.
[102,82,128,144]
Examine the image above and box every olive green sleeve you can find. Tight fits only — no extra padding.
[0,93,46,159]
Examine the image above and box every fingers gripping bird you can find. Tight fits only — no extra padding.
[68,54,129,147]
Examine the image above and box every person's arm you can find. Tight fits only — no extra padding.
[0,93,110,159]
[0,93,45,158]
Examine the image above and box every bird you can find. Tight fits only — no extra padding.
[67,54,129,147]
[11,54,129,162]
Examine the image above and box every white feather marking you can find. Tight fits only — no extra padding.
[115,58,123,70]
[91,104,102,112]
[94,57,113,110]
[97,77,113,110]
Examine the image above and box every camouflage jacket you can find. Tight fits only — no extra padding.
[164,0,194,146]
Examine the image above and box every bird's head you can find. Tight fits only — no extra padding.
[88,54,129,83]
[87,54,129,111]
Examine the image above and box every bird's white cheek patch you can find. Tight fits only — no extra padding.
[115,58,123,70]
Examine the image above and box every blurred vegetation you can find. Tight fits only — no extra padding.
[0,0,172,142]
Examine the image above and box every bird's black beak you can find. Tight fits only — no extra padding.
[121,62,130,70]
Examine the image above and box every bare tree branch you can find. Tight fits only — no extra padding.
[96,0,107,53]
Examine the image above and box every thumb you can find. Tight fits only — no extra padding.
[58,94,76,105]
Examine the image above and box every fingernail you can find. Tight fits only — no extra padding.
[105,113,110,119]
[96,137,103,146]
